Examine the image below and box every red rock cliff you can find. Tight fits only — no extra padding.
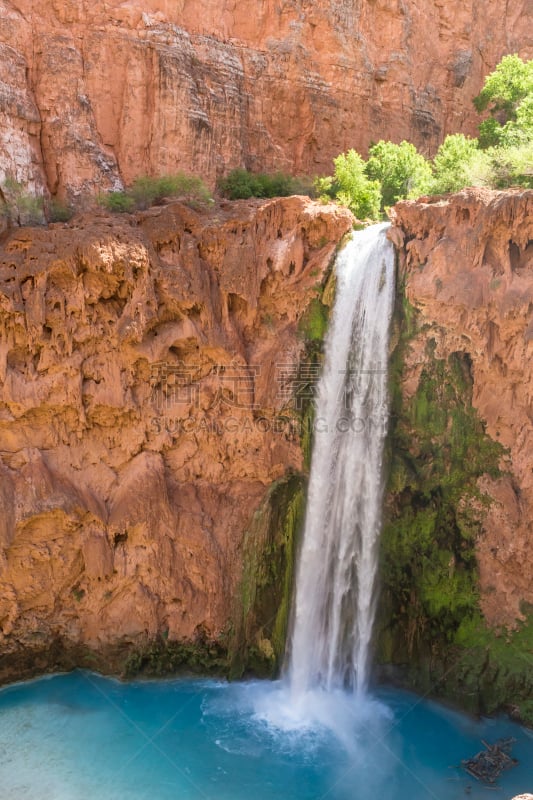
[1,0,532,201]
[0,196,353,678]
[391,189,533,628]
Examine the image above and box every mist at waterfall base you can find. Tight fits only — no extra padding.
[2,226,533,799]
[2,671,533,800]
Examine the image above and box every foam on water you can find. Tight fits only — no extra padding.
[1,671,532,800]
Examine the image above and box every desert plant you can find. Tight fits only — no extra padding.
[98,191,135,213]
[218,168,311,200]
[130,173,212,208]
[99,173,212,212]
[47,199,74,222]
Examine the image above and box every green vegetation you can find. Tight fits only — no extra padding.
[315,149,381,219]
[47,199,74,222]
[474,54,533,147]
[1,179,74,225]
[316,55,533,219]
[123,635,228,678]
[381,327,504,652]
[430,134,488,194]
[298,296,329,342]
[365,140,433,208]
[1,177,45,226]
[218,168,313,200]
[377,287,533,723]
[99,172,213,213]
[229,474,305,678]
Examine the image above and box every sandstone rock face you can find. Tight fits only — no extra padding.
[0,0,532,202]
[0,196,353,677]
[391,189,533,627]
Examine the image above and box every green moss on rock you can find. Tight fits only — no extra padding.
[377,281,532,724]
[229,474,305,678]
[122,636,228,679]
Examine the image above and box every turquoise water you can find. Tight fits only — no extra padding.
[0,671,531,800]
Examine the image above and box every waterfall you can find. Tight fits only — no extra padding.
[287,222,395,697]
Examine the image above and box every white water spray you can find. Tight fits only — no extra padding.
[287,223,395,697]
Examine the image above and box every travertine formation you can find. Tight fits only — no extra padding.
[0,195,353,677]
[1,0,532,202]
[391,189,533,627]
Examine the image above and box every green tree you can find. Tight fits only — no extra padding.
[316,149,381,220]
[498,95,533,147]
[365,140,432,208]
[474,54,533,148]
[474,54,533,119]
[430,134,487,194]
[488,144,533,189]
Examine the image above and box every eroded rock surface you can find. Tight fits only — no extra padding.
[391,189,533,627]
[0,0,532,200]
[0,195,353,679]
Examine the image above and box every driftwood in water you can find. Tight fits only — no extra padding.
[462,738,517,784]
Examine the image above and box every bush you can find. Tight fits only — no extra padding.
[130,173,212,209]
[47,199,74,222]
[474,54,533,121]
[99,191,135,213]
[99,173,213,213]
[498,94,533,148]
[218,169,312,200]
[365,140,433,208]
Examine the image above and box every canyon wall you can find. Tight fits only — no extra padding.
[1,0,532,202]
[0,195,353,681]
[383,188,533,721]
[1,182,532,718]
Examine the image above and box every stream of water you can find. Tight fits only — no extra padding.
[288,222,395,696]
[1,226,532,799]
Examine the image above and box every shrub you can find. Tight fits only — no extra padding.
[99,173,213,213]
[47,199,74,222]
[99,191,135,213]
[365,140,433,208]
[498,94,533,148]
[474,54,533,121]
[130,173,212,209]
[218,168,312,200]
[488,143,533,188]
[218,168,255,199]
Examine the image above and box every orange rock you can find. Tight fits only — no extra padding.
[392,188,533,627]
[0,1,531,201]
[0,196,353,674]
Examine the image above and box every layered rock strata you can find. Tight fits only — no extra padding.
[1,0,532,201]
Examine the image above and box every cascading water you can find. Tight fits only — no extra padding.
[287,222,395,698]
